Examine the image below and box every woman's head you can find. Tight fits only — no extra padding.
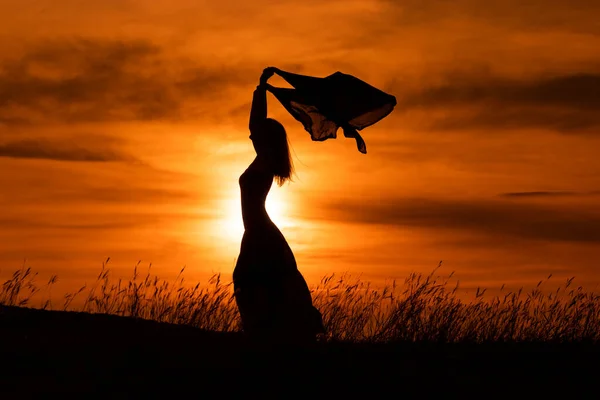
[250,118,294,186]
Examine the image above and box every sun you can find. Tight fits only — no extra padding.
[221,197,244,243]
[265,189,288,227]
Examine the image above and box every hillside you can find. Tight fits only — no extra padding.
[1,305,597,396]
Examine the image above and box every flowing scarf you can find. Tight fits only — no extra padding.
[267,70,397,154]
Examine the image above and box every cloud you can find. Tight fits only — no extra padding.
[395,72,600,133]
[0,139,132,162]
[0,218,151,231]
[53,186,198,205]
[3,36,598,136]
[400,73,600,110]
[0,39,253,125]
[384,0,600,35]
[323,197,600,243]
[0,209,207,232]
[499,191,600,198]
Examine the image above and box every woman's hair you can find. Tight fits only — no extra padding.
[258,118,294,186]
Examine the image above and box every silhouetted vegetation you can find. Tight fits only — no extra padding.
[2,260,599,343]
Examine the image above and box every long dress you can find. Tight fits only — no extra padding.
[233,166,324,344]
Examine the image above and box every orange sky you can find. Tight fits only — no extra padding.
[1,0,600,298]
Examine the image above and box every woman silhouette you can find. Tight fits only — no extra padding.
[233,67,324,345]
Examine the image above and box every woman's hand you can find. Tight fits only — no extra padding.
[259,66,279,86]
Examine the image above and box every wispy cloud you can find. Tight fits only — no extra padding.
[384,0,600,34]
[323,197,600,243]
[50,186,198,205]
[499,191,600,198]
[395,72,600,133]
[0,39,253,125]
[400,73,600,110]
[0,218,152,231]
[0,139,132,162]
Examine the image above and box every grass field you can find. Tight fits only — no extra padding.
[2,259,599,343]
[1,260,599,395]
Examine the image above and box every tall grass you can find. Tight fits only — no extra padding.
[1,260,599,343]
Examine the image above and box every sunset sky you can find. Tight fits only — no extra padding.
[1,0,599,298]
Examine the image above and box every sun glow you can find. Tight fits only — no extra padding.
[220,185,292,244]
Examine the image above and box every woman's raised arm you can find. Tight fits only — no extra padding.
[249,67,278,132]
[249,85,267,132]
